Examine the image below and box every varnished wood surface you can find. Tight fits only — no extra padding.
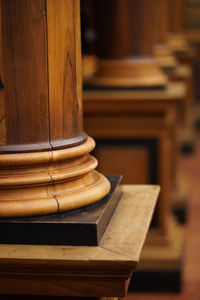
[0,185,159,297]
[47,0,84,148]
[1,0,50,149]
[0,0,85,152]
[85,0,167,88]
[0,0,110,217]
[0,137,110,217]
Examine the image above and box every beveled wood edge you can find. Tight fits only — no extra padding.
[0,185,159,275]
[100,185,160,261]
[83,82,186,101]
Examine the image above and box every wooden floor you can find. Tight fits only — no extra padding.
[126,132,200,300]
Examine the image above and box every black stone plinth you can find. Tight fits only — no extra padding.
[0,176,122,246]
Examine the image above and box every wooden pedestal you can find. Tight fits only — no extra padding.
[0,185,159,299]
[83,83,185,291]
[169,64,195,153]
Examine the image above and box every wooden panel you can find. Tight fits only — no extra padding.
[1,0,50,148]
[96,145,149,184]
[47,0,84,147]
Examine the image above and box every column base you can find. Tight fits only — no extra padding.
[154,44,179,71]
[86,58,167,88]
[0,176,121,245]
[0,137,110,218]
[168,34,193,54]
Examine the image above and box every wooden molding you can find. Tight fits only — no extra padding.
[87,58,167,88]
[0,137,110,218]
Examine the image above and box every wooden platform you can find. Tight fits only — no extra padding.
[0,185,159,298]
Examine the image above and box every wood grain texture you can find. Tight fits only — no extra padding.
[0,185,159,297]
[47,0,84,148]
[0,0,86,152]
[1,0,50,150]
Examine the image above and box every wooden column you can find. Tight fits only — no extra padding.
[81,0,98,80]
[168,0,190,51]
[87,0,167,88]
[0,0,110,218]
[153,0,178,70]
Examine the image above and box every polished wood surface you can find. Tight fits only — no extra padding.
[0,137,110,217]
[1,0,49,150]
[47,0,83,148]
[1,0,85,152]
[0,185,159,297]
[86,0,166,88]
[0,0,110,217]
